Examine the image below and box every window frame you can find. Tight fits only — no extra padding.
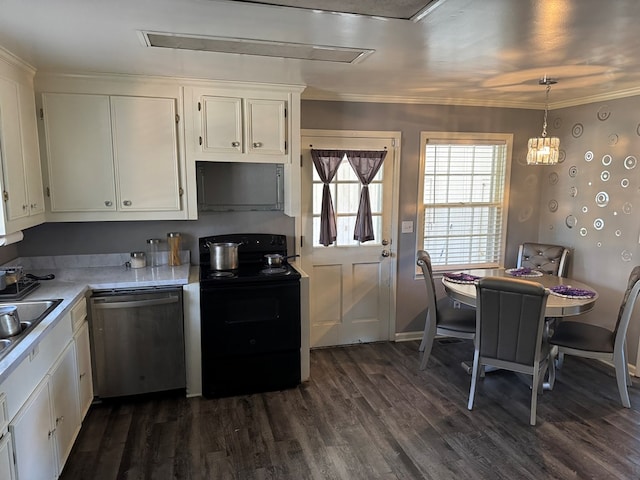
[416,131,513,272]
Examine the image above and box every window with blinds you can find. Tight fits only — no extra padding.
[418,133,512,269]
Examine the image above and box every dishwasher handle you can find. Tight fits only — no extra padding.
[92,295,180,310]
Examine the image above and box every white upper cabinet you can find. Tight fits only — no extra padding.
[0,50,45,235]
[42,93,116,212]
[40,90,185,221]
[185,86,289,163]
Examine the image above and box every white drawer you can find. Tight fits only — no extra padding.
[0,312,72,420]
[71,298,87,331]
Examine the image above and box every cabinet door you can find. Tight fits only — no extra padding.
[111,96,181,211]
[50,342,81,474]
[201,95,243,154]
[74,321,93,419]
[0,432,15,480]
[42,93,117,212]
[0,76,29,222]
[18,83,45,216]
[10,380,56,480]
[245,98,286,156]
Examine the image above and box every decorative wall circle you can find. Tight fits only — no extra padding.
[621,178,629,188]
[582,205,588,213]
[595,191,609,207]
[548,200,558,212]
[637,123,640,136]
[572,123,584,138]
[602,154,612,166]
[593,218,604,230]
[569,165,578,177]
[615,230,622,237]
[597,105,611,121]
[558,149,566,163]
[518,205,533,222]
[553,118,562,129]
[569,186,578,197]
[579,228,588,237]
[584,150,593,161]
[597,242,603,248]
[549,224,554,230]
[622,202,633,214]
[622,250,633,262]
[608,134,618,145]
[549,172,559,185]
[600,170,610,181]
[624,156,637,169]
[566,215,577,228]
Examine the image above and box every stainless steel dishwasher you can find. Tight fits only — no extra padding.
[89,287,186,398]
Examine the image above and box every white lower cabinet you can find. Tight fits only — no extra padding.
[0,430,15,480]
[10,379,56,480]
[11,341,80,479]
[74,320,93,419]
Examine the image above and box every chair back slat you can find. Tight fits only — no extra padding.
[417,250,438,322]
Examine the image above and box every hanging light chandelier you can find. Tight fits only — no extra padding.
[527,76,560,165]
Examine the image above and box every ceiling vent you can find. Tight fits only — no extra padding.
[222,0,446,21]
[139,31,374,64]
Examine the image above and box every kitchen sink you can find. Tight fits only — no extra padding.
[0,299,63,361]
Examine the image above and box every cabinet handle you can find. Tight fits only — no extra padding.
[105,201,113,207]
[30,203,37,209]
[253,142,262,148]
[199,136,203,146]
[231,141,240,148]
[48,428,56,439]
[56,416,64,425]
[79,372,86,379]
[22,204,28,211]
[123,200,132,206]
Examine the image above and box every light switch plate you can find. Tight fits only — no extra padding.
[402,221,414,233]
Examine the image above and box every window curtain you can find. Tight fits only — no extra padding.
[311,149,345,246]
[345,150,387,242]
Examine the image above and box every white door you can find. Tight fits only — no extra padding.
[301,130,400,348]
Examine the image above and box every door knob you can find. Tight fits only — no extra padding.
[253,142,263,148]
[123,200,132,206]
[382,239,390,246]
[105,201,113,207]
[231,141,240,147]
[381,250,391,257]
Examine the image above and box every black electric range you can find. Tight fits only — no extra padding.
[198,233,302,398]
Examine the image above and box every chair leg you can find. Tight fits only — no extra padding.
[530,366,541,426]
[467,349,481,411]
[614,349,631,408]
[556,352,565,369]
[546,349,556,390]
[419,311,436,370]
[624,342,633,387]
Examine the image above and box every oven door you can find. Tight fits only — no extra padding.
[200,280,301,355]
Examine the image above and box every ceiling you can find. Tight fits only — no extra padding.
[2,0,640,109]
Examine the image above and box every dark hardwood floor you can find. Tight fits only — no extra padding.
[60,339,640,480]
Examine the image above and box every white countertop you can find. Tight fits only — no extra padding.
[0,259,193,383]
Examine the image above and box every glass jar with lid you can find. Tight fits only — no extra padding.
[146,238,162,267]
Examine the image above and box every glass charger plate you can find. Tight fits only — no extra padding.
[548,286,596,299]
[505,268,543,278]
[443,273,480,285]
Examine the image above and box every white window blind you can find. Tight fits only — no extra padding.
[420,135,510,269]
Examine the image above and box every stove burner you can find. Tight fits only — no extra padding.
[260,267,287,275]
[208,271,236,278]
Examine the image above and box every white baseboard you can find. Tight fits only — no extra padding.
[395,331,423,342]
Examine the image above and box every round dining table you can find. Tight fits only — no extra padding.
[442,268,598,318]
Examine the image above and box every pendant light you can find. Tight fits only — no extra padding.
[527,77,560,165]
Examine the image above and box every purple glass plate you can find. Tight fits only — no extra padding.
[549,285,596,298]
[443,272,481,284]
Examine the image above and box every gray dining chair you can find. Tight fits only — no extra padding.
[468,276,551,426]
[517,242,570,277]
[416,250,476,370]
[548,265,640,408]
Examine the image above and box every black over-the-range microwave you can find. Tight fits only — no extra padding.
[196,161,284,212]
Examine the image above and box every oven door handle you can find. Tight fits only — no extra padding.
[92,296,180,310]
